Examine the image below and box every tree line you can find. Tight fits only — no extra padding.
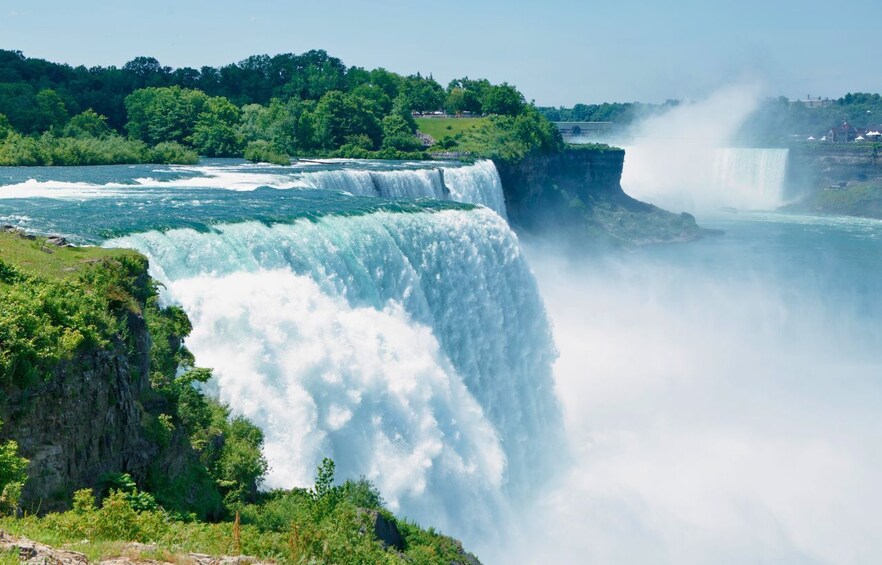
[540,93,882,144]
[0,49,555,165]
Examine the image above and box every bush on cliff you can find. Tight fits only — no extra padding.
[0,233,264,520]
[0,458,479,564]
[429,106,564,162]
[0,420,27,514]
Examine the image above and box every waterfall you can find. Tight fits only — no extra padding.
[298,161,507,217]
[0,159,508,219]
[622,146,789,212]
[440,160,508,220]
[711,148,788,208]
[107,207,561,542]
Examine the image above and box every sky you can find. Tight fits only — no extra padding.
[1,0,881,106]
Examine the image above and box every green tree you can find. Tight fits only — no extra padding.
[239,98,317,155]
[0,114,11,137]
[481,83,525,116]
[312,91,382,149]
[63,109,112,138]
[398,74,445,113]
[124,86,209,145]
[33,89,69,132]
[444,87,477,115]
[381,114,422,151]
[447,77,489,114]
[191,96,243,157]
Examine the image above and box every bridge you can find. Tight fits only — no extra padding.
[554,121,617,139]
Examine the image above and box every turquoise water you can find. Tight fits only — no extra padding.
[2,159,881,563]
[0,187,473,242]
[0,159,557,550]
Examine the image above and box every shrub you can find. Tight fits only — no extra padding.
[243,140,290,165]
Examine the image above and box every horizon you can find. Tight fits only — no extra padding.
[2,0,881,106]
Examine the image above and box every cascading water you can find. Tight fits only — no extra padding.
[0,159,508,219]
[621,146,789,212]
[106,207,562,543]
[609,85,790,213]
[711,148,788,207]
[0,157,543,554]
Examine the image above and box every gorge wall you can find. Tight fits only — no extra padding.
[1,320,152,511]
[494,146,706,246]
[0,249,214,515]
[786,144,882,196]
[784,144,882,218]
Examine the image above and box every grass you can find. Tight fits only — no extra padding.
[800,178,882,218]
[0,231,140,283]
[415,117,488,141]
[0,514,289,563]
[0,549,18,565]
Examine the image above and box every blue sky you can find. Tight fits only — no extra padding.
[1,0,880,106]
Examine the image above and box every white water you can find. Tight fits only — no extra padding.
[615,84,790,212]
[0,159,509,217]
[107,208,560,545]
[623,146,788,212]
[504,225,882,564]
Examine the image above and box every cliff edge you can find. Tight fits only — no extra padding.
[495,146,707,246]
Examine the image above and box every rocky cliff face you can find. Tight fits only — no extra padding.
[0,329,153,511]
[786,144,882,197]
[494,147,706,246]
[0,255,196,514]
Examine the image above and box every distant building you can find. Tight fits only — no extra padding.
[791,95,833,109]
[828,120,856,142]
[826,121,882,143]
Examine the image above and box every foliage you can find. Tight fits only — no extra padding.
[0,247,147,386]
[434,106,564,162]
[62,109,112,138]
[0,420,27,515]
[190,96,243,157]
[0,114,10,137]
[0,132,196,166]
[97,473,159,512]
[124,86,209,145]
[381,114,423,151]
[0,48,560,162]
[243,140,290,165]
[538,100,660,123]
[0,458,477,564]
[397,74,445,113]
[481,83,526,116]
[146,141,199,164]
[312,90,383,149]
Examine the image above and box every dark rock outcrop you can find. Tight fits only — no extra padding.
[0,343,153,512]
[0,256,204,515]
[358,509,404,550]
[494,147,707,246]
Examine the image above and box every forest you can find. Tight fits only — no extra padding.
[0,49,561,165]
